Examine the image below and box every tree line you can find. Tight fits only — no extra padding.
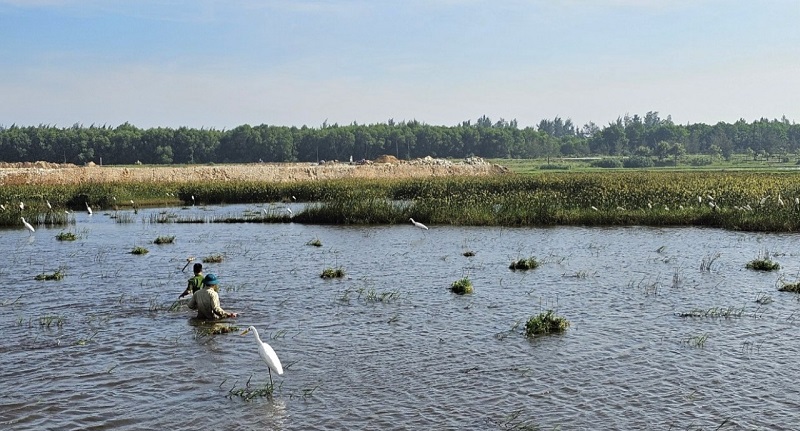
[1,112,798,165]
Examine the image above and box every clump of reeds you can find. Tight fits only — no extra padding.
[227,375,280,401]
[307,238,323,247]
[203,254,224,263]
[154,235,176,245]
[778,282,800,293]
[746,258,780,271]
[39,314,65,328]
[525,310,569,337]
[450,277,473,294]
[463,250,476,257]
[114,213,135,224]
[355,287,401,303]
[56,231,77,241]
[131,246,149,255]
[197,325,240,335]
[510,257,539,270]
[35,269,65,281]
[321,267,345,279]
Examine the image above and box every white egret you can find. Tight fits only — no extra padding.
[21,217,35,233]
[191,195,195,205]
[19,201,24,211]
[285,207,293,216]
[86,202,93,215]
[591,206,598,211]
[0,204,5,211]
[240,326,284,385]
[46,200,52,209]
[409,218,428,230]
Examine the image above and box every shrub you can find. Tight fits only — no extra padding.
[321,267,345,279]
[131,246,149,255]
[154,235,176,245]
[746,259,780,271]
[55,232,77,241]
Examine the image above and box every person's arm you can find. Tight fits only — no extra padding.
[210,290,236,318]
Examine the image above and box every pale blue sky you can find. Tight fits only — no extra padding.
[1,0,798,129]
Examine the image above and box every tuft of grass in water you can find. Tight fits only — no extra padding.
[676,306,744,318]
[755,292,774,304]
[699,252,720,272]
[153,235,176,245]
[39,314,65,328]
[131,246,149,255]
[114,212,136,224]
[778,282,800,293]
[321,267,345,279]
[525,310,569,337]
[35,269,65,281]
[510,257,539,270]
[746,258,780,271]
[463,250,476,257]
[683,333,709,348]
[55,231,77,241]
[203,254,224,263]
[196,324,240,336]
[307,237,323,247]
[356,287,402,303]
[227,375,281,401]
[450,277,473,294]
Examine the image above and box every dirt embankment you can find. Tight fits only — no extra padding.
[0,157,510,186]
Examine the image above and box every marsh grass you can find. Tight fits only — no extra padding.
[131,246,149,255]
[683,334,709,348]
[196,324,240,336]
[321,267,346,279]
[699,252,721,272]
[39,314,65,328]
[756,292,775,304]
[450,277,474,294]
[55,231,77,241]
[227,375,281,401]
[778,282,800,293]
[203,254,224,263]
[35,268,65,281]
[154,235,176,245]
[510,257,539,271]
[114,212,136,224]
[524,310,569,337]
[355,287,402,303]
[746,258,780,271]
[676,306,745,318]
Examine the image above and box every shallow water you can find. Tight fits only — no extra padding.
[2,204,800,430]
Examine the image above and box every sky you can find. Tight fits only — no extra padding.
[1,0,798,130]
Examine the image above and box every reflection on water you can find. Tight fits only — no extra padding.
[2,204,800,429]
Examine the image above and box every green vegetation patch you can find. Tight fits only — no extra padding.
[35,269,65,281]
[131,246,149,255]
[203,254,224,263]
[307,238,323,247]
[525,310,570,337]
[450,277,474,295]
[153,235,176,245]
[55,231,77,241]
[778,283,800,293]
[510,257,539,270]
[321,267,345,279]
[746,258,780,271]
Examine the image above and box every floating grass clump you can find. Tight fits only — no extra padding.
[35,269,65,281]
[510,257,539,270]
[463,250,476,257]
[778,282,800,293]
[153,235,176,245]
[55,231,77,241]
[321,267,345,279]
[197,325,240,336]
[131,246,149,255]
[203,254,224,263]
[676,306,744,318]
[525,310,570,337]
[746,258,780,271]
[307,238,323,247]
[450,277,473,294]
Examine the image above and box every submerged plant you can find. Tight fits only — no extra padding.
[525,310,569,337]
[450,277,473,294]
[510,257,539,271]
[55,231,77,241]
[321,267,345,279]
[153,235,176,245]
[131,246,149,255]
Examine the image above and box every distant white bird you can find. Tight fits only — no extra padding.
[191,195,195,205]
[86,202,93,215]
[616,206,626,211]
[46,200,52,209]
[778,195,785,207]
[21,217,34,233]
[698,196,702,203]
[286,207,293,216]
[647,202,652,209]
[664,205,669,211]
[19,202,24,211]
[240,326,284,386]
[410,218,428,230]
[591,206,598,211]
[0,204,5,211]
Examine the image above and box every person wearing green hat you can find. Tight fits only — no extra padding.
[187,273,238,319]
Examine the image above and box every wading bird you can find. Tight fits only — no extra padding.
[46,200,52,209]
[86,202,93,215]
[21,217,35,233]
[241,326,284,386]
[410,218,428,230]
